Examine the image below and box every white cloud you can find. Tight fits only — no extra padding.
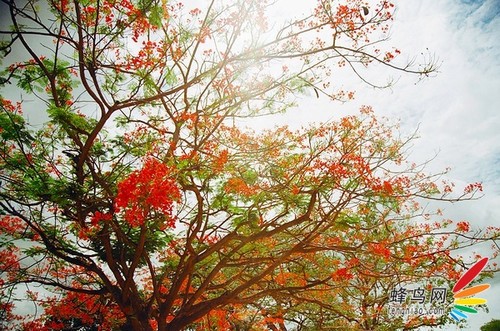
[362,1,500,329]
[265,1,500,329]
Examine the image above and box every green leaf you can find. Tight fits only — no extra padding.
[149,4,163,28]
[47,104,96,133]
[242,169,258,185]
[165,68,177,85]
[0,111,28,141]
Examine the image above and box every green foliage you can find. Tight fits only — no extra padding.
[0,109,29,142]
[47,104,96,133]
[241,168,258,185]
[10,58,77,105]
[481,319,500,331]
[148,4,164,28]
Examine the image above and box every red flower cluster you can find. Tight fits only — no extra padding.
[0,215,25,236]
[368,242,391,261]
[331,267,354,281]
[224,177,257,197]
[1,98,23,114]
[90,211,112,226]
[455,221,470,233]
[371,180,394,195]
[463,182,483,194]
[115,158,181,227]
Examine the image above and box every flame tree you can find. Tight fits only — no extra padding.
[0,0,498,330]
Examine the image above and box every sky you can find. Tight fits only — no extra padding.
[1,0,499,329]
[256,0,500,329]
[382,2,500,329]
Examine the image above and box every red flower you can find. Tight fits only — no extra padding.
[455,221,470,233]
[331,267,354,281]
[115,158,181,227]
[368,242,391,260]
[90,211,112,226]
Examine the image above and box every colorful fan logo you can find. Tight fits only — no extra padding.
[449,257,490,321]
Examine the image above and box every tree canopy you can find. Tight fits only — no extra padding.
[481,319,500,331]
[0,0,498,330]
